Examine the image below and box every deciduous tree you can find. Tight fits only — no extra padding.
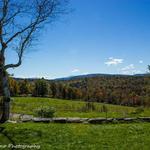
[0,0,68,122]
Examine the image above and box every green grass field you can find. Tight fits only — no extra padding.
[0,97,149,150]
[0,123,150,150]
[10,97,150,118]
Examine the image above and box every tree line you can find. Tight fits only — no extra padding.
[1,75,149,107]
[5,77,82,100]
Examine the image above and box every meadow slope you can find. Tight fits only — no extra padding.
[10,97,150,118]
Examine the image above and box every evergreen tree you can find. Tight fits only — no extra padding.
[19,80,30,95]
[33,79,48,97]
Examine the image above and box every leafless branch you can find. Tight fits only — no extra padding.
[0,0,68,69]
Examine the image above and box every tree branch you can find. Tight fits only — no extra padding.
[0,0,9,23]
[5,18,37,70]
[2,0,68,69]
[0,0,9,55]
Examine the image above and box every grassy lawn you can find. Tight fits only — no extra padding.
[0,122,150,150]
[0,97,149,150]
[10,97,150,118]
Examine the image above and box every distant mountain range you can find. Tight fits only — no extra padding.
[54,73,150,81]
[13,73,150,82]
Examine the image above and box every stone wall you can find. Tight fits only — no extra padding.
[9,114,150,124]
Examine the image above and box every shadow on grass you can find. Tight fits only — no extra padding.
[0,126,16,150]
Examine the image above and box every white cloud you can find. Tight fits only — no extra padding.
[81,72,89,75]
[121,64,135,71]
[71,69,89,75]
[121,64,141,74]
[71,69,80,73]
[105,57,123,66]
[134,70,142,74]
[139,60,143,64]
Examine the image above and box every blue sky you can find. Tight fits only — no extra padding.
[8,0,150,79]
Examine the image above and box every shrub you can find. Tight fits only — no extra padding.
[35,106,56,118]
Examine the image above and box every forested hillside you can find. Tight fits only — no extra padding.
[58,75,150,106]
[1,74,150,107]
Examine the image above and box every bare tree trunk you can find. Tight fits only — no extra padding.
[0,54,10,123]
[0,74,10,123]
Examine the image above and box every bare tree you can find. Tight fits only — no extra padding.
[0,0,68,123]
